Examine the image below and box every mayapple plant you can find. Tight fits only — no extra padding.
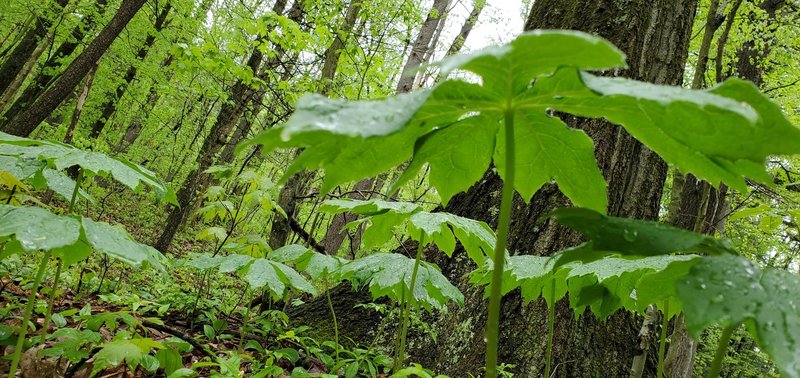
[0,131,175,377]
[242,30,800,377]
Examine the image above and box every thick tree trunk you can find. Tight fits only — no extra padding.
[293,1,698,376]
[0,0,70,94]
[88,2,173,139]
[2,0,149,137]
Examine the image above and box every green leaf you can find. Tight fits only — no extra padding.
[521,68,796,191]
[438,30,626,96]
[550,207,736,255]
[322,199,495,264]
[82,217,166,270]
[93,338,162,374]
[0,204,80,251]
[269,244,347,280]
[337,253,463,311]
[391,115,499,204]
[0,132,176,204]
[241,91,434,194]
[677,255,800,378]
[495,111,606,211]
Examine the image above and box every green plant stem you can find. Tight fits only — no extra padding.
[38,259,62,343]
[657,301,670,377]
[486,109,516,378]
[325,280,339,366]
[9,250,52,378]
[708,325,735,378]
[68,168,83,213]
[545,281,555,378]
[395,233,425,372]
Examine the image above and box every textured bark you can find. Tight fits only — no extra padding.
[0,0,109,124]
[320,178,374,254]
[156,0,305,252]
[630,305,661,378]
[411,2,698,375]
[2,0,149,137]
[64,62,99,144]
[0,0,70,94]
[293,1,698,376]
[395,0,450,93]
[319,0,362,94]
[88,2,173,139]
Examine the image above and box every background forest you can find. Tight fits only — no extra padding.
[1,0,800,377]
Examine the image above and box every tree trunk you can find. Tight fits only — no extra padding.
[2,0,149,137]
[0,0,70,94]
[292,1,698,376]
[0,0,108,124]
[444,0,484,58]
[395,0,450,93]
[88,2,173,139]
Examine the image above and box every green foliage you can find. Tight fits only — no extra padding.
[186,252,317,299]
[337,253,464,312]
[321,199,495,263]
[550,207,737,255]
[0,204,166,269]
[0,132,176,204]
[93,338,164,375]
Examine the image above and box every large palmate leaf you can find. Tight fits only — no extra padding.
[519,68,800,190]
[677,255,800,378]
[337,253,463,312]
[186,252,317,298]
[550,207,736,255]
[0,204,165,269]
[321,199,495,264]
[0,132,176,204]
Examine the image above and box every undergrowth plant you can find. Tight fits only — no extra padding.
[0,131,175,377]
[244,30,800,377]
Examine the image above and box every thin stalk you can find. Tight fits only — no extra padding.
[657,300,670,377]
[545,281,555,378]
[9,250,52,378]
[68,168,83,213]
[485,109,516,378]
[395,233,425,372]
[393,285,406,366]
[38,259,62,343]
[37,170,79,345]
[325,279,339,366]
[708,325,735,378]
